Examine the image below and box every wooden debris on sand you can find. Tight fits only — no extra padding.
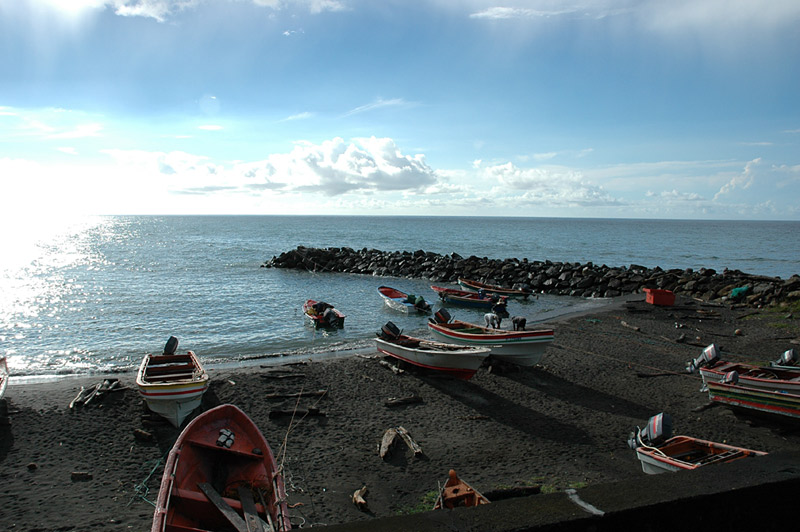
[379,426,424,460]
[384,395,423,407]
[69,379,125,408]
[352,485,369,512]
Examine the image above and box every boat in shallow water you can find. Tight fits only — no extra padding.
[377,285,432,314]
[136,337,209,428]
[457,277,531,299]
[430,285,508,312]
[628,413,766,474]
[375,321,490,380]
[151,404,291,532]
[427,309,553,366]
[302,299,346,329]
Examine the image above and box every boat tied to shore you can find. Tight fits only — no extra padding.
[151,403,291,532]
[136,337,210,428]
[375,321,491,380]
[377,285,432,314]
[302,299,346,329]
[457,277,532,299]
[627,412,766,474]
[430,285,509,313]
[427,309,553,366]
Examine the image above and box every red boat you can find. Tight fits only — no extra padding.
[302,299,345,329]
[152,404,291,532]
[433,469,490,509]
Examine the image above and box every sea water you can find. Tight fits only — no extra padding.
[1,215,798,377]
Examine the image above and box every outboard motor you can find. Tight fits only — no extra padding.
[379,321,402,341]
[432,308,452,325]
[492,302,509,318]
[686,344,720,373]
[163,336,179,356]
[721,370,739,385]
[773,348,798,368]
[628,412,673,449]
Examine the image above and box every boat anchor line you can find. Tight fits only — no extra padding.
[564,489,605,516]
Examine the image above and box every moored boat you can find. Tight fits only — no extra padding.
[302,299,346,328]
[457,278,531,299]
[688,344,800,394]
[427,309,553,366]
[433,469,490,510]
[151,404,291,532]
[0,356,8,400]
[627,412,766,474]
[377,285,432,314]
[136,337,210,428]
[430,285,508,313]
[375,321,490,380]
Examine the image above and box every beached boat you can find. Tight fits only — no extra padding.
[628,413,766,474]
[457,278,531,299]
[705,375,800,421]
[771,348,799,370]
[430,285,508,313]
[151,404,291,532]
[302,299,345,329]
[375,321,491,380]
[0,356,8,400]
[433,469,490,510]
[427,309,553,366]
[688,344,800,394]
[136,337,210,428]
[377,285,432,314]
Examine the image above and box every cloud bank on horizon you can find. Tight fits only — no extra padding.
[1,0,799,219]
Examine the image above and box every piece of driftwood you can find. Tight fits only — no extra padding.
[352,485,369,512]
[379,360,404,375]
[620,321,640,332]
[69,379,124,408]
[265,389,327,399]
[260,373,306,380]
[384,395,423,407]
[269,407,326,418]
[379,426,424,460]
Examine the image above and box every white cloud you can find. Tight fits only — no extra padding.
[342,98,408,117]
[47,123,103,139]
[281,111,314,121]
[714,158,760,200]
[57,147,79,155]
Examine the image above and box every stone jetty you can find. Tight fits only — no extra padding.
[263,246,800,308]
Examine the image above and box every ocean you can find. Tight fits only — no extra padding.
[2,215,798,379]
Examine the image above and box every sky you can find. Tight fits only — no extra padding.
[1,0,799,220]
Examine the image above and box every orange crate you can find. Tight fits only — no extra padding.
[644,288,675,306]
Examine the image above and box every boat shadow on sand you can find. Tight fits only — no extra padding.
[408,368,594,446]
[493,363,655,421]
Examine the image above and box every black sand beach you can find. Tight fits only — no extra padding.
[2,293,799,530]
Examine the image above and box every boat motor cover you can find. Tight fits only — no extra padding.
[721,371,739,385]
[434,308,452,324]
[380,321,402,340]
[640,412,673,447]
[163,336,179,356]
[686,343,720,373]
[776,348,798,367]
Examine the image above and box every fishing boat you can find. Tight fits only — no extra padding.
[0,356,8,400]
[427,309,553,366]
[302,299,345,329]
[377,285,432,314]
[375,321,491,380]
[627,412,766,474]
[151,404,291,532]
[705,374,800,421]
[136,337,210,428]
[688,344,800,394]
[433,469,490,510]
[430,285,508,313]
[771,348,799,369]
[457,278,531,299]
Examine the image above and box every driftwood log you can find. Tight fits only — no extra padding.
[379,426,424,460]
[264,389,327,400]
[352,485,369,512]
[384,395,423,407]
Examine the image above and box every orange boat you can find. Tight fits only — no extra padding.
[433,469,490,510]
[151,404,291,532]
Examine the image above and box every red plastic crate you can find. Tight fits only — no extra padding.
[644,288,675,306]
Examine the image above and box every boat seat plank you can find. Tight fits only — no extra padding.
[145,363,197,376]
[171,487,267,514]
[197,482,249,532]
[145,373,197,383]
[187,438,266,461]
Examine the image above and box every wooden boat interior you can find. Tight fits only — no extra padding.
[143,354,199,383]
[435,469,489,509]
[654,436,759,467]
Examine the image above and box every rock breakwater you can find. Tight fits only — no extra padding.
[263,246,800,308]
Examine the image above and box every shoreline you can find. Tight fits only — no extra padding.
[2,292,799,530]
